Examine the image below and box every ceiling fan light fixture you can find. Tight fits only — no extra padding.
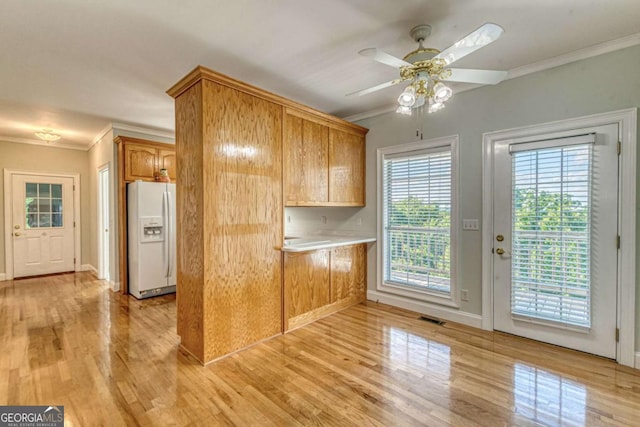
[395,105,412,115]
[433,82,452,103]
[397,85,416,107]
[35,129,61,142]
[428,102,445,114]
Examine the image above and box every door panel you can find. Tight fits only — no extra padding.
[12,174,75,278]
[493,124,618,358]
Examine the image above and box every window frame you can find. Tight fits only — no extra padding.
[377,135,460,307]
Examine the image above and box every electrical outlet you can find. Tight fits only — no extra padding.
[321,215,327,224]
[356,217,362,226]
[287,215,291,224]
[462,219,479,230]
[460,289,469,301]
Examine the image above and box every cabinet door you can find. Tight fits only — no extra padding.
[158,149,177,181]
[284,250,330,329]
[124,144,157,181]
[328,129,365,206]
[283,112,329,205]
[331,244,366,304]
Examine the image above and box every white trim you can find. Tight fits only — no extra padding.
[0,135,87,151]
[481,108,637,367]
[342,33,640,123]
[367,290,482,328]
[376,135,460,307]
[80,264,97,275]
[506,32,640,81]
[635,352,640,370]
[97,163,111,281]
[90,124,115,147]
[112,122,174,141]
[0,273,6,281]
[3,169,82,280]
[110,281,120,292]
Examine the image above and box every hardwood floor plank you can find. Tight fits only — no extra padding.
[1,272,639,426]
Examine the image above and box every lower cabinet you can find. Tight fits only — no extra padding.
[284,244,366,331]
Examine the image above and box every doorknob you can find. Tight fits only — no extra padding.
[14,225,20,230]
[496,234,504,242]
[14,232,22,237]
[495,248,505,255]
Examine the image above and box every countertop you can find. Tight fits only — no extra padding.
[280,235,376,252]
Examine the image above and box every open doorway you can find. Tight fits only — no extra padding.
[98,164,110,281]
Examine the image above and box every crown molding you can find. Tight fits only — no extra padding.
[506,31,640,80]
[342,31,640,123]
[0,135,87,151]
[111,122,175,140]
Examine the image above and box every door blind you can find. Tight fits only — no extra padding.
[383,148,452,293]
[511,144,592,327]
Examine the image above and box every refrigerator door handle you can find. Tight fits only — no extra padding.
[163,191,170,278]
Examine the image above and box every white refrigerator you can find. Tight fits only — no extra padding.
[128,181,177,299]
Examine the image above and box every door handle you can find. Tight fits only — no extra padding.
[14,232,22,237]
[495,248,505,255]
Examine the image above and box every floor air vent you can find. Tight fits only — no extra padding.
[419,315,445,326]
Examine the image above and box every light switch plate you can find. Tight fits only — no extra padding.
[462,219,479,230]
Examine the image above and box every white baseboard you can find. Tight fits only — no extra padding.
[79,264,98,275]
[0,273,6,281]
[635,352,640,370]
[367,290,483,328]
[110,281,120,292]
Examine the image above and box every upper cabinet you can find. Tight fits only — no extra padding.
[284,111,329,205]
[329,128,365,206]
[283,108,367,207]
[116,136,177,183]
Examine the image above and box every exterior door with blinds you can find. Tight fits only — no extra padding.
[493,124,618,358]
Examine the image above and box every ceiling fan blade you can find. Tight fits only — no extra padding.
[442,68,508,85]
[346,79,402,97]
[434,23,504,65]
[359,48,413,68]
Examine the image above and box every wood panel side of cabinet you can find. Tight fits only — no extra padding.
[330,244,367,304]
[123,143,158,182]
[201,81,283,362]
[174,82,206,362]
[284,250,331,330]
[283,112,328,205]
[328,129,366,206]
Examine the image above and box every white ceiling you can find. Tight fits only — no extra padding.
[1,0,640,149]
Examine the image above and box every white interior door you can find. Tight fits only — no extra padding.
[11,174,75,278]
[493,124,619,359]
[98,167,110,280]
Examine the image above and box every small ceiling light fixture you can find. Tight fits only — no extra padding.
[35,129,61,143]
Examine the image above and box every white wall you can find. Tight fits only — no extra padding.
[356,44,640,349]
[0,140,91,275]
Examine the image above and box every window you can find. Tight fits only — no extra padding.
[378,136,458,305]
[25,182,64,228]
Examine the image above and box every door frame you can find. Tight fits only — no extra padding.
[481,108,637,367]
[3,169,81,280]
[97,163,110,281]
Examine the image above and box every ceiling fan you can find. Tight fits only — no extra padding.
[348,23,507,114]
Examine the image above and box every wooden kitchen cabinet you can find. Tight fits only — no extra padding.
[158,149,177,181]
[123,143,158,181]
[284,243,367,331]
[283,109,367,207]
[329,128,366,206]
[283,111,329,205]
[330,244,366,304]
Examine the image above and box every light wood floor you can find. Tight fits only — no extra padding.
[1,272,639,426]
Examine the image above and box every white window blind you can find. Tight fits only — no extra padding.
[383,148,452,294]
[511,143,592,327]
